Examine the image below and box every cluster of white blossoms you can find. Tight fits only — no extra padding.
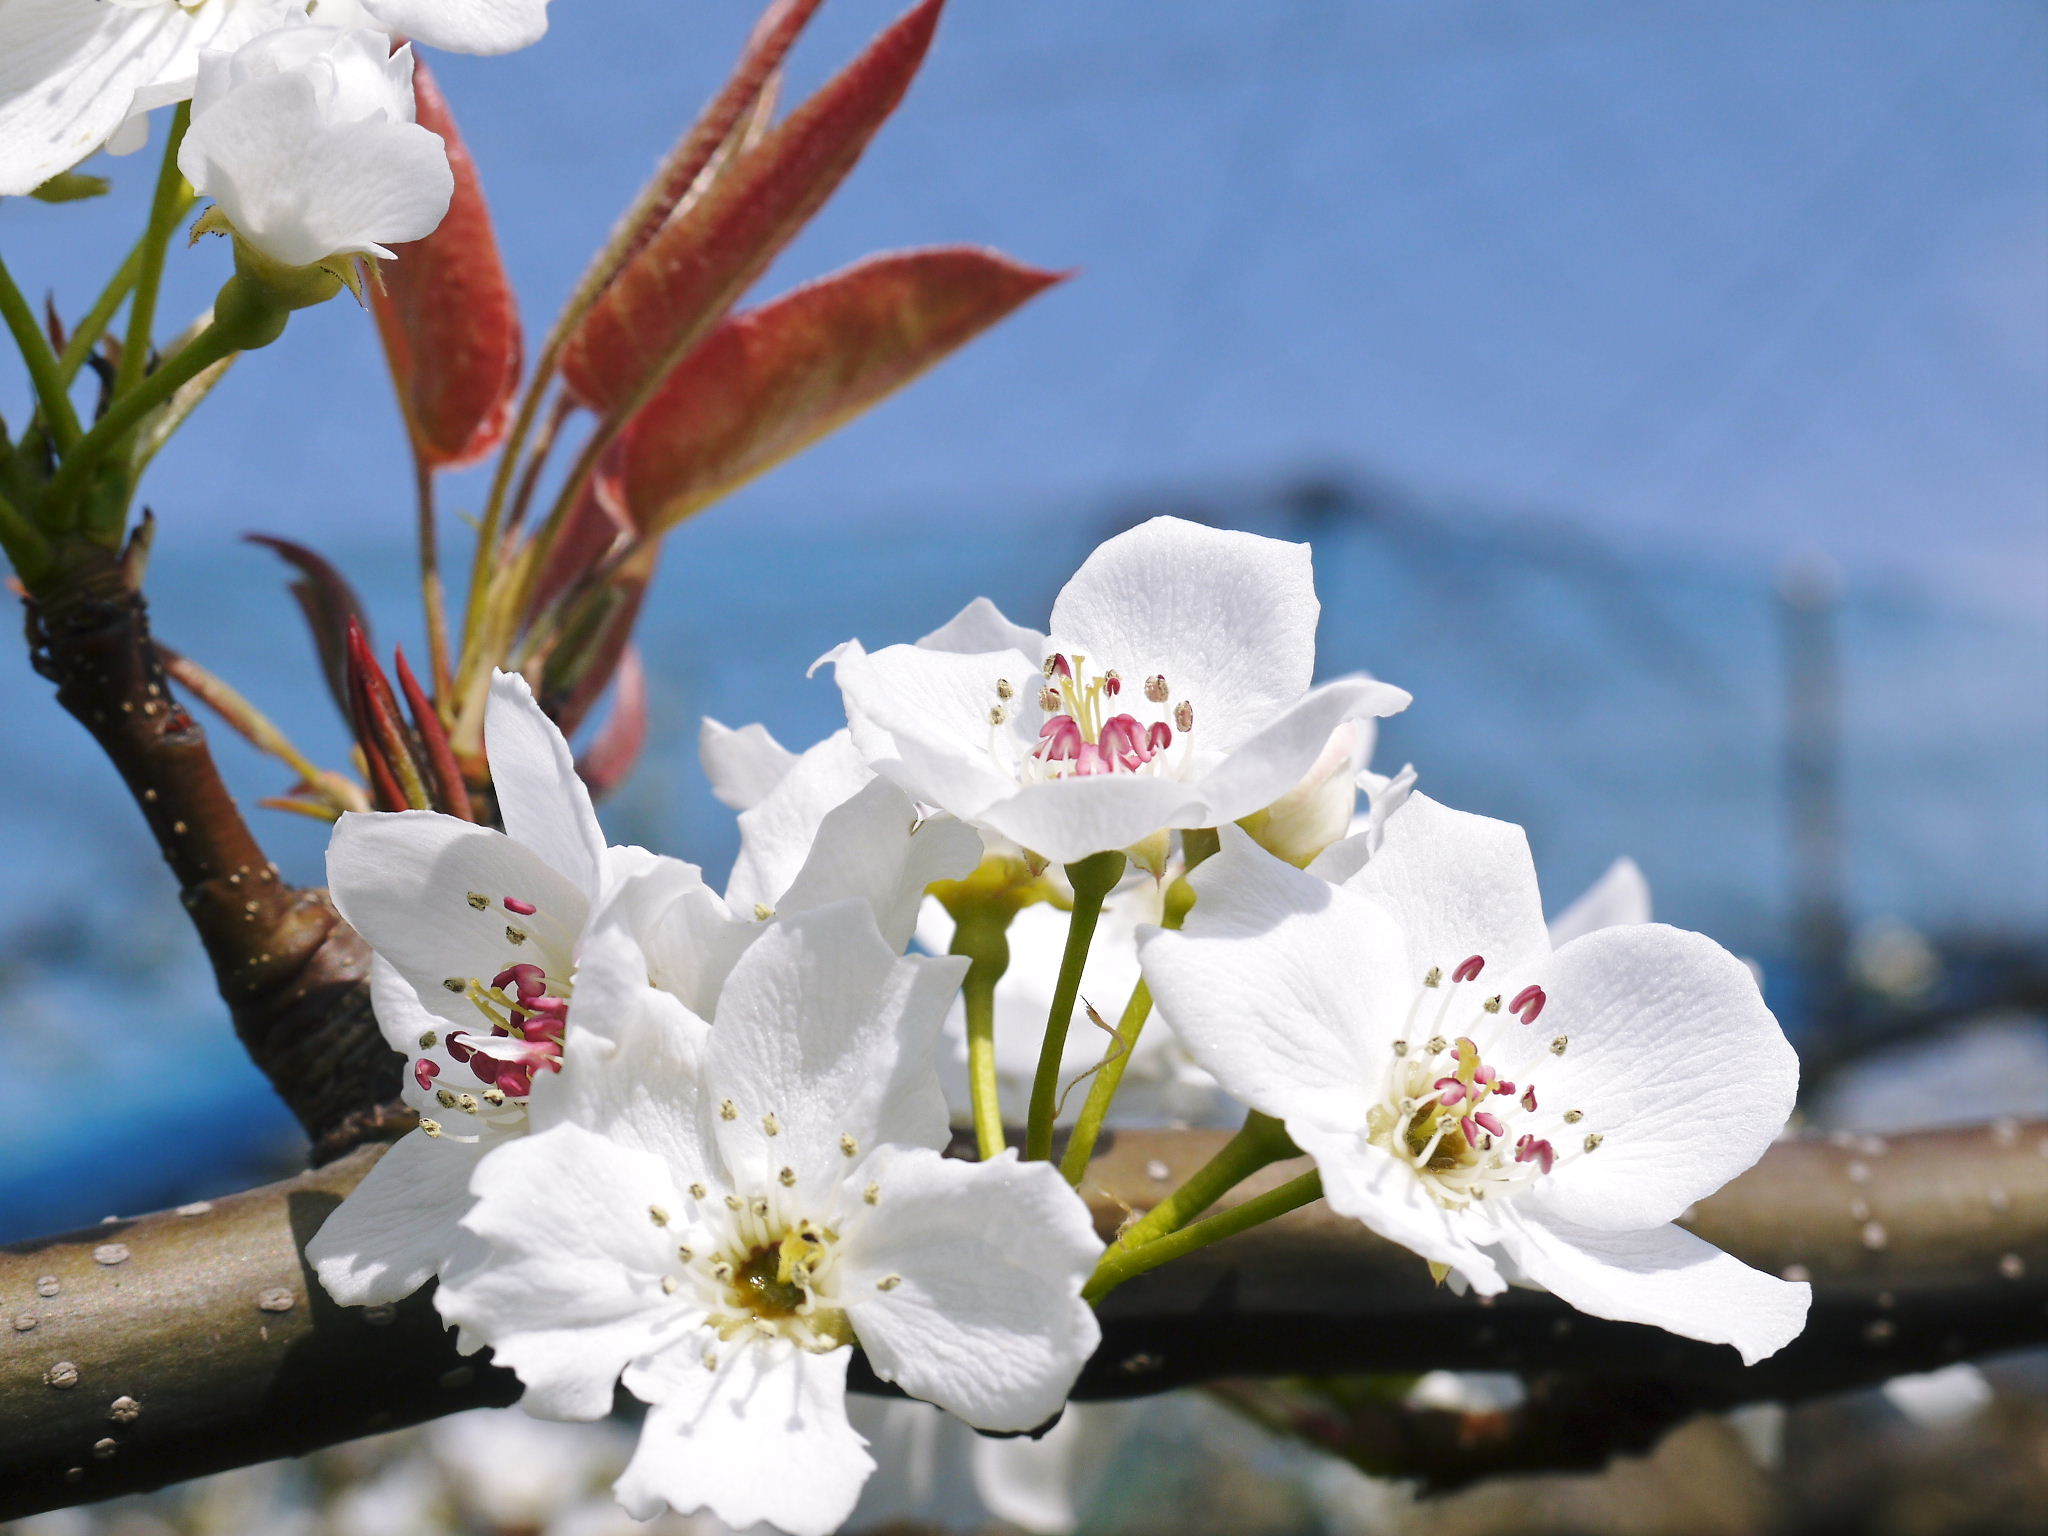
[308,518,1811,1535]
[2,0,549,268]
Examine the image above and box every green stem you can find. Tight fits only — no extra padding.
[57,244,147,386]
[1058,828,1220,1185]
[45,273,288,519]
[0,252,82,453]
[947,901,1017,1160]
[1025,849,1127,1161]
[1100,1110,1297,1262]
[114,103,192,401]
[1084,1169,1322,1303]
[0,484,53,582]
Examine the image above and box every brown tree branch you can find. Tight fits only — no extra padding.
[3,1121,2043,1520]
[20,537,404,1158]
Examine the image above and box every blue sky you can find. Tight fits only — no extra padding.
[4,0,2043,614]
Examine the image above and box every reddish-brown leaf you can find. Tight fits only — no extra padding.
[618,247,1065,532]
[576,648,649,800]
[372,59,522,468]
[560,0,944,417]
[580,0,826,305]
[246,533,371,720]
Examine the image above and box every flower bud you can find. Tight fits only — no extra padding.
[179,25,452,285]
[1236,721,1368,867]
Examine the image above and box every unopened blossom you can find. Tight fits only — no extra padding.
[308,671,695,1306]
[823,517,1410,867]
[437,901,1104,1536]
[179,24,452,271]
[1140,803,1811,1364]
[0,0,543,199]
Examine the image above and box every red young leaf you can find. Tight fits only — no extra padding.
[584,0,826,300]
[576,647,649,800]
[618,246,1065,533]
[560,0,944,417]
[372,59,522,468]
[245,533,371,720]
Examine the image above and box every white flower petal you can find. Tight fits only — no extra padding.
[1336,790,1550,974]
[589,851,756,1022]
[326,809,585,1027]
[833,638,1039,820]
[707,903,963,1183]
[486,671,605,896]
[439,1125,694,1420]
[532,922,718,1185]
[698,717,799,811]
[360,0,552,55]
[917,595,1048,658]
[1497,1213,1810,1365]
[1194,675,1410,826]
[0,0,292,196]
[1289,1122,1507,1293]
[1140,828,1401,1130]
[1515,924,1798,1232]
[1307,764,1418,885]
[978,773,1209,868]
[617,1340,870,1536]
[725,730,873,912]
[840,1147,1102,1431]
[307,1126,488,1305]
[1546,856,1652,947]
[771,782,983,951]
[1048,517,1317,751]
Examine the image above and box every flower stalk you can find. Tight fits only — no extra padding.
[1026,848,1127,1160]
[946,896,1019,1159]
[1084,1169,1324,1302]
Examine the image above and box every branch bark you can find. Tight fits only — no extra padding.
[3,1121,2043,1519]
[21,539,405,1158]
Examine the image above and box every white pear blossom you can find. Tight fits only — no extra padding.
[823,517,1410,867]
[437,900,1104,1536]
[308,671,699,1307]
[0,0,543,199]
[178,24,452,270]
[1139,802,1811,1364]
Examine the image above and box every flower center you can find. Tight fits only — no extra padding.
[412,891,571,1139]
[997,652,1195,781]
[1366,956,1598,1210]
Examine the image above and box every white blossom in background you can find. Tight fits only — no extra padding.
[437,901,1104,1536]
[308,671,698,1307]
[824,517,1410,867]
[0,0,545,199]
[179,25,451,270]
[1140,800,1812,1364]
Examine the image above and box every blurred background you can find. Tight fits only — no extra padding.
[2,1,2044,1531]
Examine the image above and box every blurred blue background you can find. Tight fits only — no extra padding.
[1,0,2043,1239]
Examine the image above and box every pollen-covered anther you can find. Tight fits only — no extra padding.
[840,1134,859,1158]
[1144,673,1169,703]
[1550,1035,1569,1055]
[995,678,1015,700]
[661,1275,680,1294]
[465,892,488,911]
[762,1113,781,1137]
[688,1182,708,1199]
[778,1167,797,1188]
[649,1205,670,1227]
[1174,700,1195,732]
[876,1275,902,1292]
[753,904,774,921]
[719,1100,738,1121]
[863,1183,880,1205]
[988,704,1009,726]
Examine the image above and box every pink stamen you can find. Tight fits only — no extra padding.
[1104,672,1122,696]
[1146,721,1173,752]
[1047,653,1072,679]
[1459,1115,1482,1145]
[492,963,547,1002]
[1520,1085,1538,1112]
[1037,715,1083,761]
[1073,741,1115,776]
[445,1032,476,1065]
[503,896,538,916]
[1494,1080,1515,1097]
[1510,985,1547,1024]
[1473,1111,1505,1137]
[1515,1136,1556,1174]
[1473,1064,1497,1086]
[1099,714,1147,760]
[413,1058,440,1091]
[1452,954,1485,983]
[1434,1077,1467,1107]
